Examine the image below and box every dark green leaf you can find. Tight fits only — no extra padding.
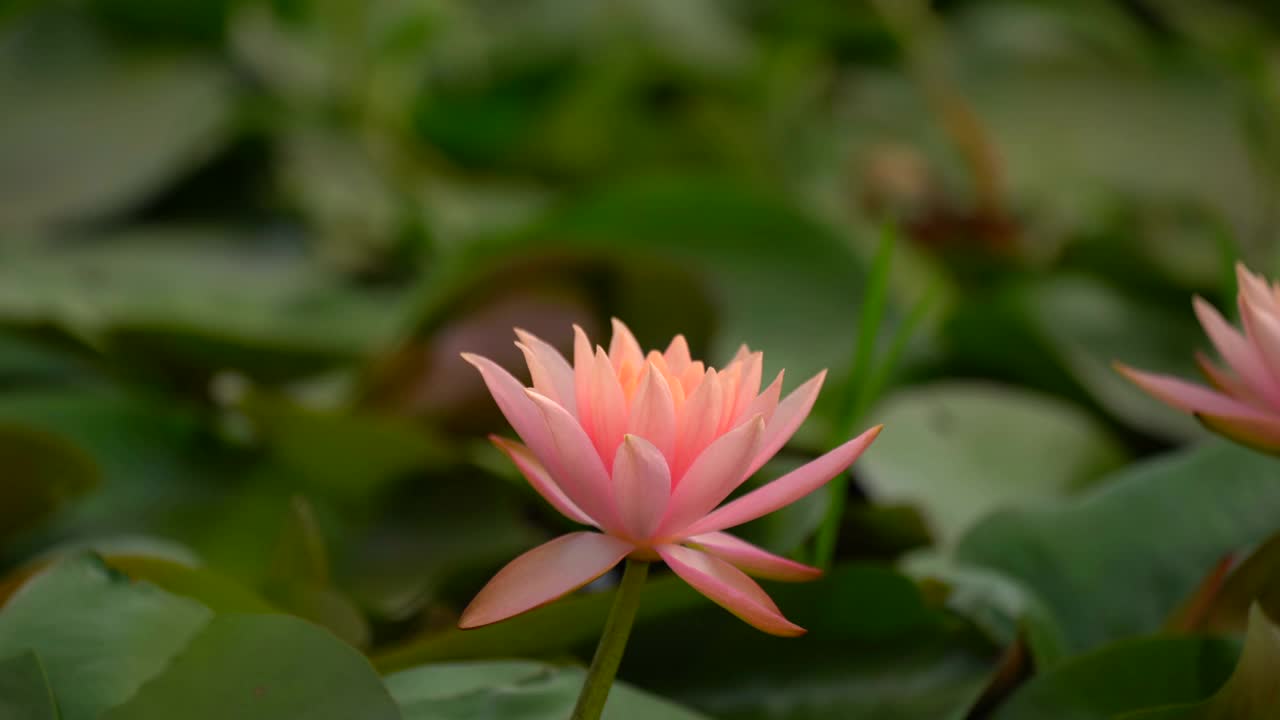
[0,554,211,720]
[1121,606,1280,719]
[622,566,999,720]
[386,660,710,720]
[0,11,235,231]
[861,382,1127,545]
[0,422,99,543]
[989,635,1239,720]
[0,651,59,720]
[101,614,400,720]
[412,176,869,385]
[955,442,1280,657]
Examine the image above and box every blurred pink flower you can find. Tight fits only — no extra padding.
[1118,263,1280,453]
[459,320,882,636]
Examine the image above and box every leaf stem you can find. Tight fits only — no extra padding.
[571,559,650,720]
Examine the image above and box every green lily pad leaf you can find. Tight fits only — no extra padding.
[0,387,217,544]
[0,229,411,379]
[0,651,59,720]
[947,275,1206,440]
[0,547,275,615]
[101,614,400,720]
[373,575,703,672]
[988,635,1240,720]
[386,660,710,720]
[0,554,212,720]
[621,566,999,720]
[0,10,235,232]
[0,422,99,543]
[954,442,1280,657]
[1121,606,1280,719]
[242,396,447,501]
[263,497,371,648]
[861,381,1127,545]
[105,555,276,615]
[415,176,869,385]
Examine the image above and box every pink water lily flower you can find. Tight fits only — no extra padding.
[459,320,882,636]
[1118,263,1280,452]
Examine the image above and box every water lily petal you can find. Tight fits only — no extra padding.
[687,532,821,582]
[609,318,645,372]
[1115,364,1276,421]
[743,370,784,425]
[674,368,724,478]
[745,370,826,477]
[1196,351,1254,399]
[573,325,596,432]
[461,353,557,467]
[527,390,621,531]
[1198,413,1280,455]
[658,544,804,637]
[685,425,883,536]
[660,416,764,537]
[613,435,671,540]
[459,533,632,629]
[1239,293,1280,389]
[591,346,628,462]
[490,436,596,526]
[665,335,693,374]
[628,363,677,460]
[515,329,576,412]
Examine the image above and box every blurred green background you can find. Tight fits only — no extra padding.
[6,0,1280,718]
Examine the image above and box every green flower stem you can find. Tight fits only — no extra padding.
[571,559,650,720]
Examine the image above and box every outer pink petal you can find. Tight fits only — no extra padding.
[526,390,621,532]
[1196,352,1254,400]
[743,370,784,424]
[660,416,764,537]
[515,329,577,412]
[744,370,826,478]
[461,353,557,468]
[674,369,724,478]
[628,363,677,460]
[459,533,632,629]
[608,318,645,371]
[1192,298,1279,403]
[687,532,822,582]
[684,425,883,536]
[612,435,671,541]
[490,436,596,526]
[1198,413,1280,454]
[1115,364,1276,421]
[1238,263,1274,309]
[590,346,628,462]
[658,545,805,637]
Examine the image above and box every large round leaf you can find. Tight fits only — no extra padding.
[946,275,1207,440]
[0,554,212,720]
[0,651,58,720]
[0,421,99,544]
[620,566,999,720]
[386,660,710,720]
[989,635,1239,720]
[101,614,400,720]
[861,382,1127,545]
[411,176,869,384]
[954,442,1280,657]
[0,10,235,232]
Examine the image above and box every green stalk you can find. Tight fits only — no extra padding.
[571,559,650,720]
